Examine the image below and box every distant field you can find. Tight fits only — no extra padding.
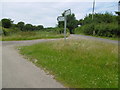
[20,37,118,88]
[2,31,65,41]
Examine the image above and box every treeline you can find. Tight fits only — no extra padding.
[0,18,69,36]
[75,12,119,38]
[0,18,44,35]
[0,12,119,38]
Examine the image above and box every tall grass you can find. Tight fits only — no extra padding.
[0,36,1,41]
[2,31,66,41]
[20,37,118,88]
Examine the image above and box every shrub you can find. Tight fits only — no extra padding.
[2,27,20,36]
[43,27,69,34]
[75,23,118,38]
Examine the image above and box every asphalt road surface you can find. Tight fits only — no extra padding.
[71,34,118,44]
[2,35,118,88]
[2,39,64,88]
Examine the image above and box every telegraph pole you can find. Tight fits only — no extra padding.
[92,0,95,20]
[92,0,95,35]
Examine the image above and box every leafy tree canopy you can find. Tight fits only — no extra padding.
[58,13,78,34]
[1,18,13,28]
[78,12,117,26]
[17,22,25,31]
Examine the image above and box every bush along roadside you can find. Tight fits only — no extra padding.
[75,23,118,38]
[75,13,119,38]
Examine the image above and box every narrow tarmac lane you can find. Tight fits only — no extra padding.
[2,39,64,88]
[71,34,118,44]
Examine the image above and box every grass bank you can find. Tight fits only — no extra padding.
[2,31,66,41]
[0,36,1,41]
[74,33,118,40]
[20,37,118,88]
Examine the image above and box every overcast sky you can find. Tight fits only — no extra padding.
[1,1,118,27]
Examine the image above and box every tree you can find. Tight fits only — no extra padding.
[78,19,84,26]
[17,22,25,31]
[24,24,33,31]
[1,18,13,28]
[58,13,78,34]
[82,13,117,25]
[67,14,78,34]
[0,21,2,27]
[75,13,118,37]
[37,25,44,30]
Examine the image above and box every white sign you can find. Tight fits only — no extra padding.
[57,16,65,21]
[64,9,71,16]
[57,9,71,41]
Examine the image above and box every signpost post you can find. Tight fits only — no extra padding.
[64,16,67,40]
[57,9,71,41]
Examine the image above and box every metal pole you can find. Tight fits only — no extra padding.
[64,16,66,40]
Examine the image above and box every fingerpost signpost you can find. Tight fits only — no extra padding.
[57,9,71,41]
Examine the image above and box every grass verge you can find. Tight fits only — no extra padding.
[19,37,118,88]
[2,31,67,41]
[74,33,118,40]
[0,36,1,41]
